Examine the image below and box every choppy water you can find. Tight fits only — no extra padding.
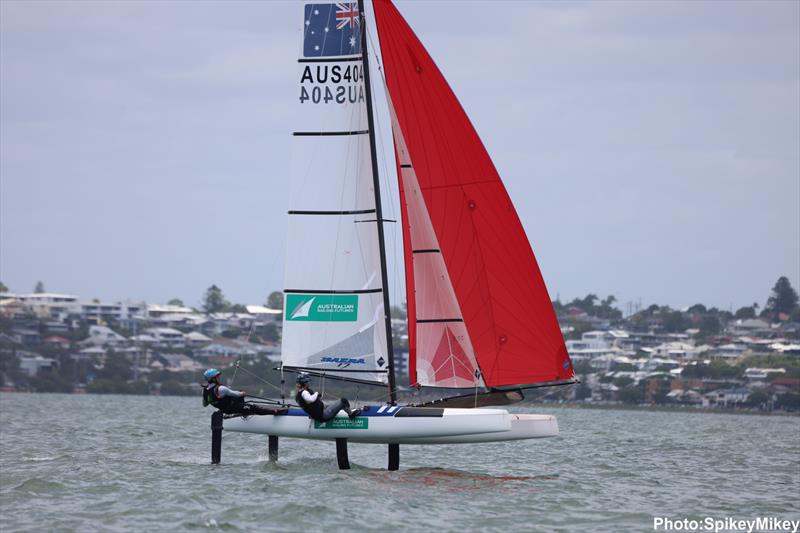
[0,393,798,532]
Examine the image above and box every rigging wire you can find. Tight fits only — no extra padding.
[234,363,282,393]
[229,359,241,387]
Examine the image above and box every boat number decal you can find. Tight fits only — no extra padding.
[314,418,368,430]
[299,65,365,105]
[286,294,358,322]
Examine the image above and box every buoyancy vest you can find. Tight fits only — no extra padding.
[203,383,240,412]
[295,388,324,421]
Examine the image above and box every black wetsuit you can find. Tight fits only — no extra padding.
[295,388,350,422]
[203,384,289,417]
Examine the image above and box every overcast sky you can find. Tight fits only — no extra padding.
[1,0,798,313]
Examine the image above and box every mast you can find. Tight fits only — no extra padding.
[358,0,397,404]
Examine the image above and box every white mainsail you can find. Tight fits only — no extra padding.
[281,2,389,384]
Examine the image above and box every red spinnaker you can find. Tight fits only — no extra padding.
[374,0,573,387]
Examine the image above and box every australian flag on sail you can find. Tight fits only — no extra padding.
[303,3,362,58]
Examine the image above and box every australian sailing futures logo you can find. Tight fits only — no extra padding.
[286,294,359,322]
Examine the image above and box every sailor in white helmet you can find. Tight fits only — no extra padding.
[294,373,361,422]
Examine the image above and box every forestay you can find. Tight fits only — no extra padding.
[282,2,389,385]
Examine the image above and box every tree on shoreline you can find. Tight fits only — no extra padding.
[765,276,799,318]
[266,291,283,310]
[202,285,229,314]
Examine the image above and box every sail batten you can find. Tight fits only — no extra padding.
[374,0,574,388]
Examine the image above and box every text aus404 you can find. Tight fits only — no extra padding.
[299,64,366,105]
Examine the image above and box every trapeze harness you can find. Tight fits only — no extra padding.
[203,383,244,413]
[295,388,324,422]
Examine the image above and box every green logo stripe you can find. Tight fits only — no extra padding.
[314,418,368,429]
[286,294,359,322]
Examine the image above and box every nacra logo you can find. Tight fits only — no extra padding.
[321,356,366,368]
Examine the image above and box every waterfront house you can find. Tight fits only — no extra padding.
[13,293,78,321]
[143,327,186,348]
[197,337,265,358]
[19,355,58,377]
[565,331,629,363]
[146,304,195,318]
[147,312,207,329]
[770,377,800,395]
[245,305,282,322]
[43,336,71,350]
[666,389,703,405]
[156,353,202,372]
[75,300,145,325]
[769,342,800,354]
[702,388,750,408]
[129,333,158,345]
[711,343,747,359]
[743,367,786,381]
[185,331,213,348]
[0,297,28,320]
[201,313,258,336]
[727,318,772,337]
[80,325,127,348]
[75,346,107,364]
[11,327,41,346]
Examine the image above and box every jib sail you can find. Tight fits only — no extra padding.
[374,0,574,388]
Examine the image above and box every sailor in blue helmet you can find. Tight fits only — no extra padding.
[202,368,247,415]
[295,373,361,422]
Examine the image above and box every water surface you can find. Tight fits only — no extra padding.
[1,394,797,531]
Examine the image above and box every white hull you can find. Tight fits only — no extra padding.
[223,407,558,444]
[399,414,558,444]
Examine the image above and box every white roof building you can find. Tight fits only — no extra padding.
[147,304,195,317]
[646,342,708,359]
[144,327,186,348]
[246,305,281,316]
[80,325,128,347]
[185,331,213,346]
[713,343,747,359]
[566,331,628,361]
[157,353,202,372]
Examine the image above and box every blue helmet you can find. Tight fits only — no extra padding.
[296,372,311,385]
[204,368,221,382]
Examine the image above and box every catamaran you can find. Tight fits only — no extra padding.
[221,0,576,469]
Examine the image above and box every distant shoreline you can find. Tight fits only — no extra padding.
[527,401,800,417]
[2,390,796,417]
